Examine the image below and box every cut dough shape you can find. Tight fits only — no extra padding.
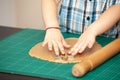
[29,38,102,63]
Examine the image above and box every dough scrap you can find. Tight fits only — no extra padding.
[29,38,102,63]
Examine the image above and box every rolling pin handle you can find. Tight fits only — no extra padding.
[72,60,92,77]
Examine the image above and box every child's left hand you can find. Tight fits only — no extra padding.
[68,27,96,56]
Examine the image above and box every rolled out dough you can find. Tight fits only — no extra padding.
[29,38,102,63]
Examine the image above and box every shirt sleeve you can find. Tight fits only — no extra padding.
[115,0,120,5]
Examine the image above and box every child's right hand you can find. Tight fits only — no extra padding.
[42,29,70,56]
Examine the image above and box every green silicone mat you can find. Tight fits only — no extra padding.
[0,29,120,80]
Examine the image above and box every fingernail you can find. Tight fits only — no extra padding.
[42,44,44,47]
[79,51,82,53]
[68,52,71,55]
[49,48,52,51]
[56,52,59,56]
[61,50,65,54]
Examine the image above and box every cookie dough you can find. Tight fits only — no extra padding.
[29,38,102,63]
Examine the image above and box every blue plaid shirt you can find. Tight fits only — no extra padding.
[58,0,120,38]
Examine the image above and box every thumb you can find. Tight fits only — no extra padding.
[62,39,71,48]
[42,41,47,47]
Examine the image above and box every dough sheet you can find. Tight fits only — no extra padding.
[29,38,102,63]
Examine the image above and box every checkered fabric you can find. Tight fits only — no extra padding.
[58,0,120,38]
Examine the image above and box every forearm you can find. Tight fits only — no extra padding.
[42,0,59,28]
[89,5,120,36]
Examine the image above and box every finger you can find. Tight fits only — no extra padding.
[48,41,53,51]
[62,40,71,48]
[69,43,79,55]
[57,41,65,54]
[70,38,85,55]
[71,47,80,56]
[88,40,95,48]
[78,41,88,53]
[53,41,59,56]
[42,41,47,47]
[68,46,75,55]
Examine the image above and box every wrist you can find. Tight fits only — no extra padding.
[86,25,98,37]
[46,27,60,31]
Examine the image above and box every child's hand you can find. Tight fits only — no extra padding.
[42,29,70,56]
[68,27,96,56]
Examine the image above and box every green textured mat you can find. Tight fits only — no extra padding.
[0,29,120,80]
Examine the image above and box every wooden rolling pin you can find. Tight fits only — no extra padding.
[72,38,120,77]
